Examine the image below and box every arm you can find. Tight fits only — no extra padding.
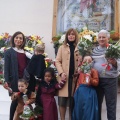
[11,92,20,101]
[90,69,99,86]
[55,46,64,76]
[4,50,11,83]
[26,92,36,105]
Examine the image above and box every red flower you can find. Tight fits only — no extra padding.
[106,43,110,49]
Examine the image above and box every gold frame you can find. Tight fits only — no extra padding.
[52,0,119,36]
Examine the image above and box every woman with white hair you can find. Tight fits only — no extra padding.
[92,29,120,120]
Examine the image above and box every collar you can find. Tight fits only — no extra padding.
[13,47,25,53]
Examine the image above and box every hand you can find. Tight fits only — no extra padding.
[59,79,66,88]
[25,100,30,105]
[3,82,9,89]
[107,58,117,67]
[61,73,66,80]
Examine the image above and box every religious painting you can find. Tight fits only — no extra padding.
[56,0,114,33]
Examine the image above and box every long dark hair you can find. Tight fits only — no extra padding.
[10,31,26,49]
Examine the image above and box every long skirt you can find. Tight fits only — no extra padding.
[72,84,98,120]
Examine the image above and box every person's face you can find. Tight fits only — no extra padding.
[14,34,24,48]
[18,82,28,93]
[83,56,92,64]
[68,31,76,42]
[44,72,52,83]
[98,33,109,47]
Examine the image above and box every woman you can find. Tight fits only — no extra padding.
[4,31,28,120]
[92,29,120,120]
[55,28,80,120]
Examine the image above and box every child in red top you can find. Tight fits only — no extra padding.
[72,56,99,120]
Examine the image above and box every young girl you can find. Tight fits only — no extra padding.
[11,79,36,120]
[72,56,99,120]
[36,67,66,120]
[26,43,46,92]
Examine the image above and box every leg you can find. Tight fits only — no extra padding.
[9,100,17,120]
[104,78,117,120]
[59,106,67,120]
[58,97,67,120]
[95,84,104,120]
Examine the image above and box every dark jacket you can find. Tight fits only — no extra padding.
[4,48,28,92]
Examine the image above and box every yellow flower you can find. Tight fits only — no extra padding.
[45,61,48,67]
[0,35,3,40]
[37,40,43,44]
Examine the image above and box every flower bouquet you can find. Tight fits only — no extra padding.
[78,61,92,83]
[77,35,93,57]
[20,105,35,120]
[79,62,92,73]
[105,41,120,59]
[101,41,120,76]
[33,105,43,120]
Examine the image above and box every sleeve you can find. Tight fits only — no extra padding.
[55,46,64,76]
[25,51,33,59]
[35,85,42,106]
[4,50,11,83]
[28,92,36,104]
[55,79,66,89]
[90,69,99,86]
[117,59,120,73]
[11,92,20,101]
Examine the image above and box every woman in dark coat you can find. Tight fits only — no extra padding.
[4,31,28,120]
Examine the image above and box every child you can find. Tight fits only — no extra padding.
[26,43,46,92]
[11,79,36,120]
[36,67,66,120]
[72,56,99,120]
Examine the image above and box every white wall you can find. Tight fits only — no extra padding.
[0,0,55,59]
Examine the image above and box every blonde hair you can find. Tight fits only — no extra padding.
[35,43,45,53]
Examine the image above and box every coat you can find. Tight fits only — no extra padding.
[11,91,36,120]
[55,44,79,97]
[4,48,28,92]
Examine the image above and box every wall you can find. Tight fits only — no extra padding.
[0,0,55,59]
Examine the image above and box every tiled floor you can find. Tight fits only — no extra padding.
[0,85,120,120]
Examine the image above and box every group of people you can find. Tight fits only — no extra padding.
[3,28,120,120]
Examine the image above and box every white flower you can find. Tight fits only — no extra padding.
[83,26,88,30]
[59,34,65,44]
[83,35,92,42]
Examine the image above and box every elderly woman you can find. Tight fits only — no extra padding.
[92,29,120,120]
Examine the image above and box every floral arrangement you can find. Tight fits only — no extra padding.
[24,35,44,53]
[52,34,65,48]
[52,27,98,48]
[78,27,98,43]
[105,41,120,59]
[77,36,93,57]
[0,33,11,48]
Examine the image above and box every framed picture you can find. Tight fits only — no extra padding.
[52,0,118,36]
